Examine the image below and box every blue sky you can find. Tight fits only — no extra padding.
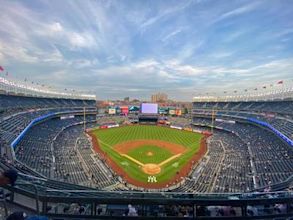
[0,0,293,101]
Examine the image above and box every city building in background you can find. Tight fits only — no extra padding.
[151,92,168,103]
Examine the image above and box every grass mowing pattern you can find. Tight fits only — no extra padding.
[92,125,203,184]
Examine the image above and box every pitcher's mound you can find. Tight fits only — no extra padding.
[142,163,161,175]
[146,151,153,156]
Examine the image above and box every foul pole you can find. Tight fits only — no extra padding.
[83,107,86,131]
[211,107,216,134]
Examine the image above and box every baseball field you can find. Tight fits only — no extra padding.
[89,125,205,188]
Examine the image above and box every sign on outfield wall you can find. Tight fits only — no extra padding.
[108,108,116,115]
[120,106,129,114]
[175,109,182,116]
[170,125,183,130]
[108,124,119,128]
[169,109,175,115]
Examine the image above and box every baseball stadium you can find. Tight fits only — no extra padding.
[1,0,293,219]
[1,78,293,219]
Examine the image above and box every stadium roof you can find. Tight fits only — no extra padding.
[193,83,293,102]
[0,76,96,100]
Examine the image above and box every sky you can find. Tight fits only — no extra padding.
[0,0,293,101]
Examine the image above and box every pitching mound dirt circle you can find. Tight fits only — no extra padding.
[147,151,153,156]
[142,163,161,175]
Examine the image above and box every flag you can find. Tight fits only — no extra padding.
[0,66,4,71]
[277,80,283,84]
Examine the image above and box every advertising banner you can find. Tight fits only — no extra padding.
[108,108,116,115]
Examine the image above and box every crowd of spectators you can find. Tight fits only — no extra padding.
[190,117,293,192]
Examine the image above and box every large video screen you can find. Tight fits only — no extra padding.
[141,103,158,114]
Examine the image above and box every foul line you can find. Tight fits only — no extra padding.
[158,154,182,166]
[98,139,114,148]
[121,154,144,166]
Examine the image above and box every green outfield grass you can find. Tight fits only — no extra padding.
[92,125,203,185]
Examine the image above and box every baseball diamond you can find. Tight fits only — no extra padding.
[88,125,207,188]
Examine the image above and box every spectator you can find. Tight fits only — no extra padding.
[128,204,138,216]
[0,169,18,186]
[6,211,27,220]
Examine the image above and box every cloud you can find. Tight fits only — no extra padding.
[0,2,67,64]
[0,0,292,101]
[215,2,260,23]
[48,22,63,33]
[175,39,205,61]
[139,0,194,32]
[68,59,99,69]
[209,51,234,59]
[38,22,98,50]
[164,60,205,76]
[273,28,293,38]
[161,29,183,42]
[68,32,96,48]
[223,30,247,42]
[0,44,38,63]
[42,49,64,63]
[0,51,6,64]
